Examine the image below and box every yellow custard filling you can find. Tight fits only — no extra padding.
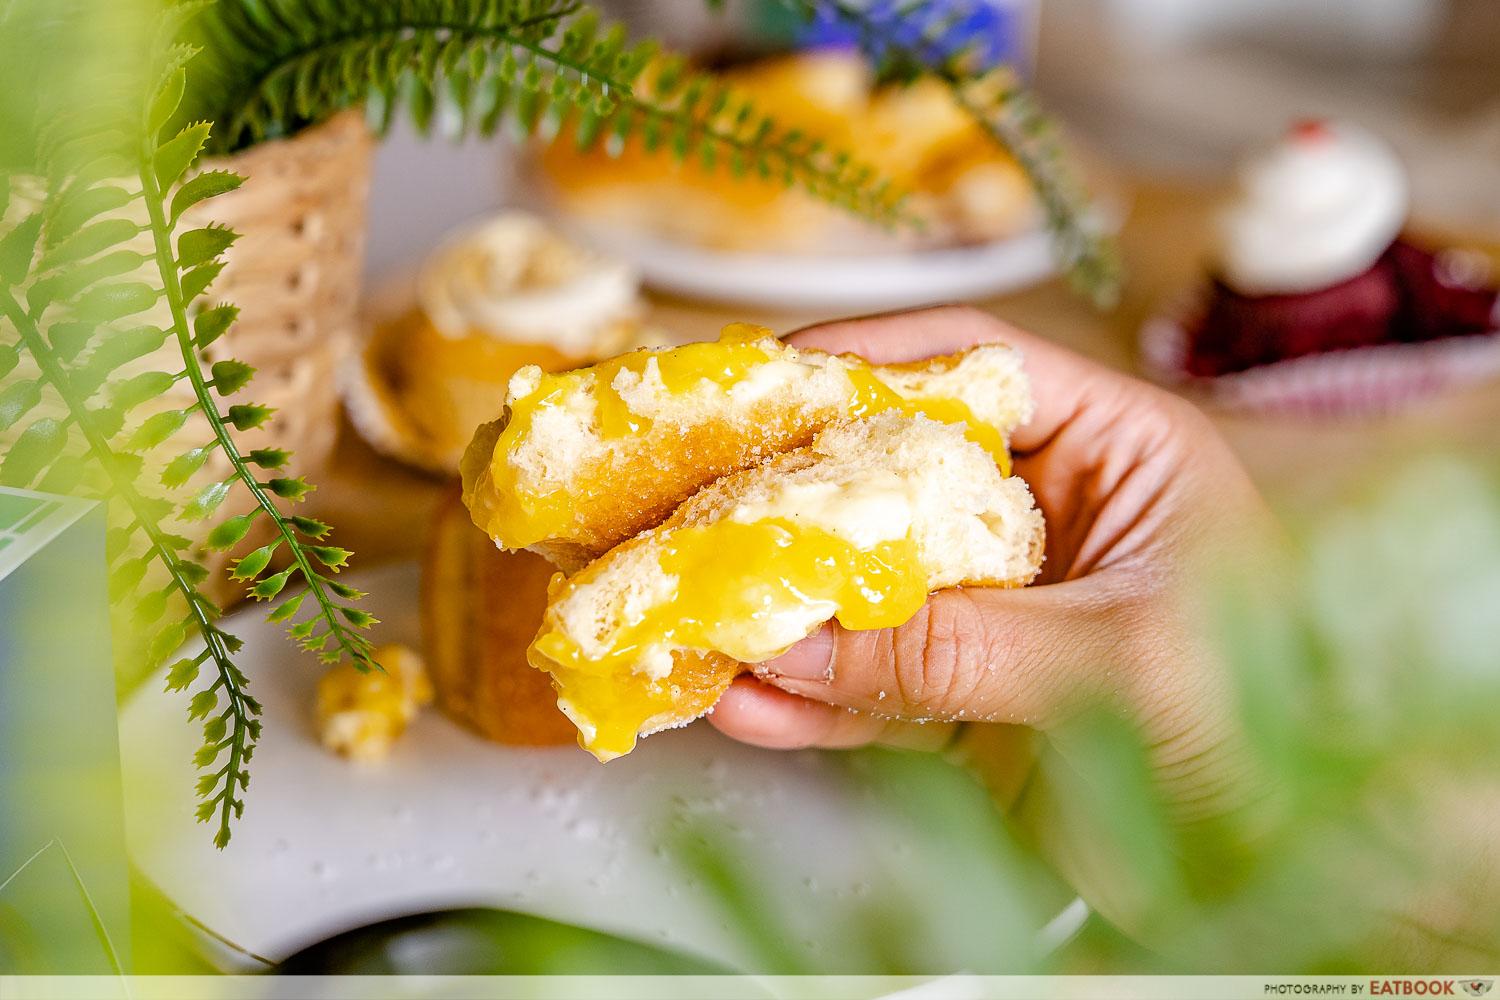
[473,324,1012,551]
[530,517,930,760]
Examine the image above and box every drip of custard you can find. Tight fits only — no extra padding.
[531,517,930,760]
[475,325,1012,550]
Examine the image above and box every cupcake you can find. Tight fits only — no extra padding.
[343,213,648,472]
[1145,120,1500,413]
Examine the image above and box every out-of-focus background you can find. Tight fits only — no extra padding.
[366,0,1500,278]
[343,0,1500,548]
[5,0,1500,980]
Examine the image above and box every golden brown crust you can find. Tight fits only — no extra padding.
[464,341,1014,569]
[527,397,830,565]
[640,650,744,738]
[422,490,577,746]
[533,416,1045,744]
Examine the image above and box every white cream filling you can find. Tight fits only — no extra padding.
[728,476,916,550]
[1218,122,1408,296]
[710,597,836,666]
[419,212,641,353]
[609,354,825,422]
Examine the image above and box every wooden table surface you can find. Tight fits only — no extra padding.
[313,180,1500,570]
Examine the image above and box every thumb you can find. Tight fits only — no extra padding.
[755,580,1134,727]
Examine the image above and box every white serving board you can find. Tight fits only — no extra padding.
[120,562,1084,971]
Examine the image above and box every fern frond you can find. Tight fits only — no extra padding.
[783,0,1122,306]
[181,0,910,226]
[948,70,1121,308]
[0,19,379,848]
[137,48,381,690]
[0,266,257,853]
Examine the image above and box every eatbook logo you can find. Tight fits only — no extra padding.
[1461,982,1494,997]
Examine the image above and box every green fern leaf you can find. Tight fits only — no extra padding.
[290,515,331,538]
[85,402,126,442]
[28,250,149,314]
[88,325,171,374]
[267,590,306,623]
[182,478,233,520]
[37,454,96,496]
[250,567,296,601]
[1,418,68,488]
[177,224,239,268]
[247,447,291,469]
[111,371,177,413]
[206,511,257,550]
[187,689,217,721]
[109,556,151,602]
[309,545,351,570]
[176,562,211,589]
[170,171,244,224]
[231,541,279,582]
[0,211,43,285]
[209,358,255,396]
[324,579,366,601]
[46,321,95,363]
[203,714,228,745]
[149,620,193,670]
[162,446,214,488]
[39,218,141,271]
[125,407,192,452]
[154,121,213,189]
[75,281,159,323]
[781,0,1121,306]
[135,101,383,801]
[192,302,238,347]
[132,586,172,629]
[339,606,378,628]
[165,657,200,692]
[265,476,312,501]
[179,259,225,301]
[149,67,189,137]
[50,185,135,237]
[0,380,42,431]
[225,402,274,431]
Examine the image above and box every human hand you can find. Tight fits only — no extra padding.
[708,306,1284,919]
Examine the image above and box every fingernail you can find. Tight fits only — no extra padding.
[759,625,835,681]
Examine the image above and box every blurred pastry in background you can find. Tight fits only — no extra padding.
[1142,119,1500,414]
[422,490,576,747]
[538,50,1042,254]
[316,644,433,762]
[342,213,649,472]
[1183,120,1499,377]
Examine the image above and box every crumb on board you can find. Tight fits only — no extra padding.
[315,644,434,762]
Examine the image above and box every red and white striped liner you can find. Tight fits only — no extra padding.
[1140,291,1500,418]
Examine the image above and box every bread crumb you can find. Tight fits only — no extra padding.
[315,644,434,762]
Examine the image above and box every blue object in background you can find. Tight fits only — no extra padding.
[0,487,127,973]
[797,0,1036,75]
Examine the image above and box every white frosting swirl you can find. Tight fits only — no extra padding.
[418,213,641,353]
[1217,122,1408,295]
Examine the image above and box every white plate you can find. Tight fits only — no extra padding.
[120,563,1085,971]
[560,220,1065,313]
